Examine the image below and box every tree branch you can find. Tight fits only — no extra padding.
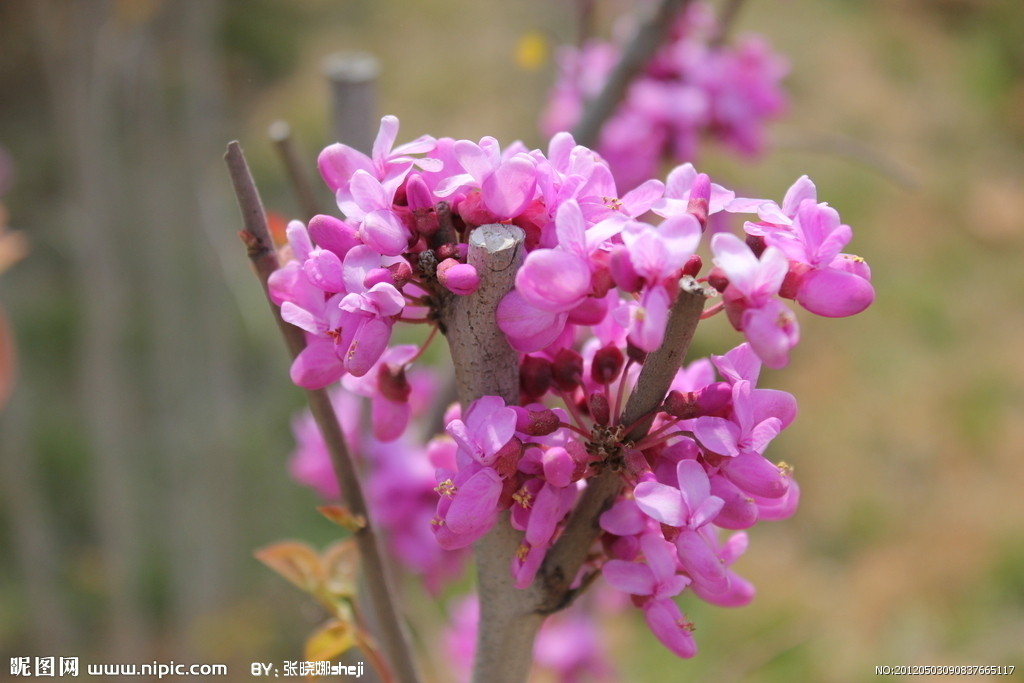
[437,224,545,683]
[572,0,692,148]
[224,141,421,683]
[268,120,324,220]
[535,279,709,612]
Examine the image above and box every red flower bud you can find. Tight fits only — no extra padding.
[591,344,625,385]
[520,355,552,400]
[588,392,610,426]
[626,341,648,365]
[707,267,730,293]
[387,260,413,288]
[525,408,560,436]
[377,363,411,403]
[745,234,767,258]
[552,348,584,392]
[682,254,703,278]
[778,261,809,300]
[663,390,698,420]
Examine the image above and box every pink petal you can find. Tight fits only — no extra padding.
[345,316,392,377]
[290,339,345,389]
[643,600,697,658]
[711,232,758,295]
[318,143,372,192]
[600,498,648,536]
[516,250,591,312]
[603,559,657,596]
[482,155,537,219]
[693,417,740,457]
[372,395,410,442]
[444,469,501,535]
[723,453,789,498]
[303,248,346,292]
[634,481,686,527]
[741,302,798,370]
[308,214,361,258]
[541,447,575,488]
[780,175,817,216]
[371,115,400,163]
[361,209,410,256]
[496,291,569,352]
[675,528,728,594]
[796,267,874,318]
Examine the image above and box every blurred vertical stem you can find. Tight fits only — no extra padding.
[269,120,324,220]
[323,52,380,152]
[224,142,420,683]
[572,0,692,148]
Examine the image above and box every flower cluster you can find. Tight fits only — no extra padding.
[274,115,873,659]
[542,1,788,190]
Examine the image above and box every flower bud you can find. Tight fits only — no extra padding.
[663,390,697,419]
[591,344,625,385]
[387,260,413,288]
[436,243,459,260]
[493,437,524,479]
[364,267,394,289]
[308,214,360,259]
[696,382,732,415]
[778,261,808,300]
[377,363,411,403]
[519,355,552,400]
[707,267,730,293]
[745,234,767,258]
[552,348,584,392]
[437,258,480,295]
[588,392,610,426]
[626,341,648,365]
[682,254,703,278]
[522,408,560,436]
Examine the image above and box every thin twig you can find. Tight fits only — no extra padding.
[268,120,324,220]
[224,141,421,683]
[572,0,692,148]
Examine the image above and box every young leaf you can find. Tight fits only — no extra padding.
[254,540,324,595]
[304,618,357,664]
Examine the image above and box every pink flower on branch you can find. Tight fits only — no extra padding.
[255,108,875,667]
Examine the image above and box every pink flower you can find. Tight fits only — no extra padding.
[711,231,799,368]
[318,115,439,197]
[337,171,411,256]
[633,460,724,530]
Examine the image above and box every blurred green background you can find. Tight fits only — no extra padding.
[1,0,1023,681]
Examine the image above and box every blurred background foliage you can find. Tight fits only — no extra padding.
[1,0,1023,680]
